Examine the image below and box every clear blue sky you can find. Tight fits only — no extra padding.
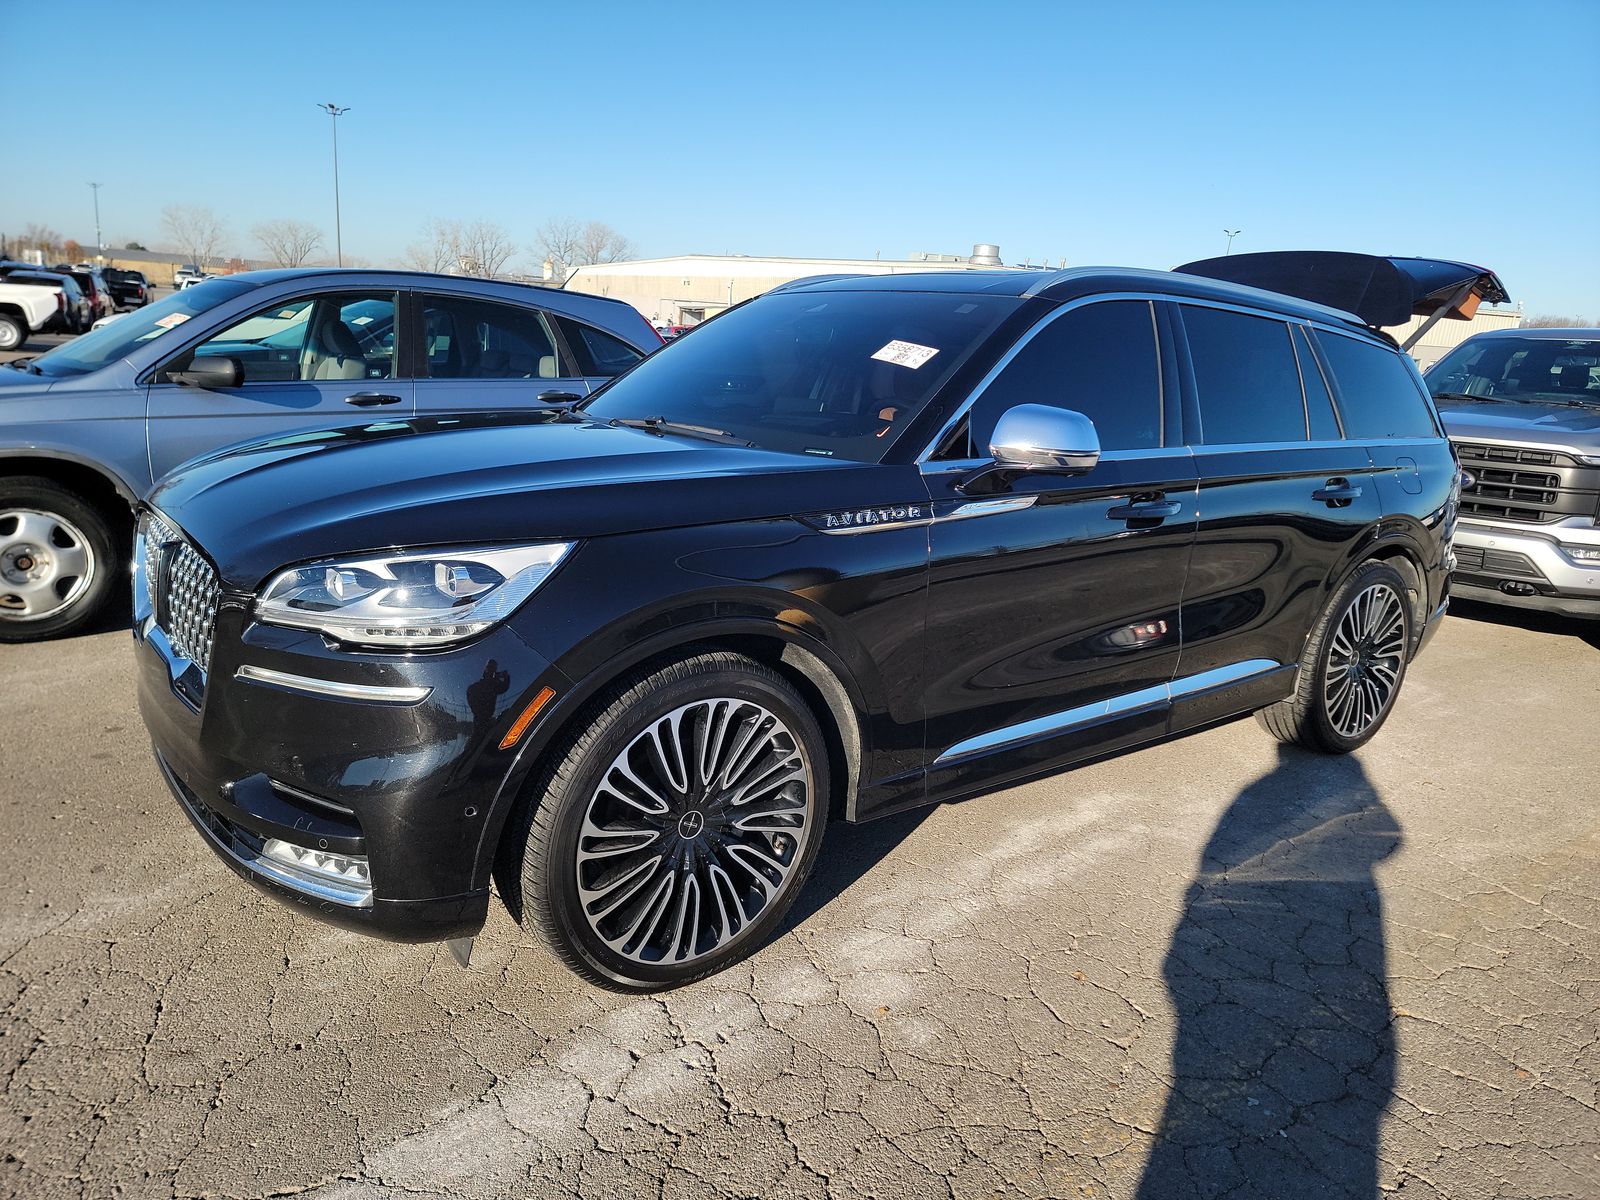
[4,0,1596,314]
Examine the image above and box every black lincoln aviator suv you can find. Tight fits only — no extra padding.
[137,258,1462,990]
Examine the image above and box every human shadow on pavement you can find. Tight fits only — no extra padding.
[1136,745,1401,1200]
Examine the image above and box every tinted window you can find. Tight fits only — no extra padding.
[1183,306,1305,444]
[422,295,559,380]
[30,277,255,378]
[1318,332,1438,438]
[582,290,1019,463]
[1293,326,1342,439]
[966,300,1163,454]
[186,292,396,383]
[556,317,645,377]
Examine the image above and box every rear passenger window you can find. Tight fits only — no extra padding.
[421,295,560,380]
[555,318,645,378]
[1182,306,1305,444]
[966,300,1163,454]
[1316,332,1438,439]
[1293,327,1341,440]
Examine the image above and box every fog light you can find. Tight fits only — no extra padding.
[259,837,373,904]
[1563,545,1600,565]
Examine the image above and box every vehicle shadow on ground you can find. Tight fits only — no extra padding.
[1135,745,1401,1199]
[782,804,935,934]
[1449,597,1600,650]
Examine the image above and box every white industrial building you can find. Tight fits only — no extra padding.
[563,244,1028,327]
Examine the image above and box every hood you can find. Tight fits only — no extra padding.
[0,365,53,393]
[1436,397,1600,453]
[149,412,913,588]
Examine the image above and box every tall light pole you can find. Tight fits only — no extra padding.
[88,182,102,258]
[317,103,350,266]
[1223,228,1242,255]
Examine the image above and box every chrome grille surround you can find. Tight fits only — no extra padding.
[143,513,220,671]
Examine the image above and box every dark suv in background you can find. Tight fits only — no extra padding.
[136,253,1468,990]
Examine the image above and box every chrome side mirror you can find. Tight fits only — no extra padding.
[990,404,1101,473]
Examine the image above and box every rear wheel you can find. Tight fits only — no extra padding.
[1256,559,1412,754]
[0,478,119,642]
[506,652,828,991]
[0,315,25,351]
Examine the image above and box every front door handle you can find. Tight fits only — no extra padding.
[1313,478,1363,506]
[1107,498,1183,522]
[344,392,403,407]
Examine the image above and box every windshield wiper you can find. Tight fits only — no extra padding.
[610,416,755,447]
[1432,390,1540,406]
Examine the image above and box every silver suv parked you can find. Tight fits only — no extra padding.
[1427,328,1600,619]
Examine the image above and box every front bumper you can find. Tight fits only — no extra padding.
[137,597,565,942]
[1451,518,1600,619]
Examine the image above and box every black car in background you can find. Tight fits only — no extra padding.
[102,267,153,310]
[137,254,1467,990]
[49,265,115,321]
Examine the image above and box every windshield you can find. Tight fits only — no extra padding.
[1427,334,1600,407]
[25,278,256,377]
[581,290,1019,461]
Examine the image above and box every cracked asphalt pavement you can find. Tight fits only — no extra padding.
[2,603,1597,1199]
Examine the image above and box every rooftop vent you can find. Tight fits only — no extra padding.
[969,243,1002,267]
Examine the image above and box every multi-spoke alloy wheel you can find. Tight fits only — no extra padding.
[1256,559,1414,754]
[0,508,96,623]
[577,698,811,966]
[509,652,828,991]
[1322,583,1407,739]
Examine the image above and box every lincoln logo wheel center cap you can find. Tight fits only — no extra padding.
[677,810,705,839]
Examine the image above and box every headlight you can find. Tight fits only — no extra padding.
[256,543,572,647]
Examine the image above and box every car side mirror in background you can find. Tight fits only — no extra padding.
[958,404,1101,494]
[169,356,242,389]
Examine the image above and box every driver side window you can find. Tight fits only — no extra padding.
[951,301,1164,458]
[179,292,397,384]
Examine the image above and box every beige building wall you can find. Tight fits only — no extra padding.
[1395,306,1523,370]
[563,254,1014,327]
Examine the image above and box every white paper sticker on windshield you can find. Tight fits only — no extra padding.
[153,313,190,330]
[871,340,939,369]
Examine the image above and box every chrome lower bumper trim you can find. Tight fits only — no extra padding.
[235,664,431,704]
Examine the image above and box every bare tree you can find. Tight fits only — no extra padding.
[533,216,584,277]
[1523,314,1594,328]
[457,220,516,278]
[400,218,462,273]
[161,204,228,268]
[576,221,636,267]
[252,219,324,268]
[19,223,62,258]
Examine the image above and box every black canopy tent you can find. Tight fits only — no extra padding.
[1174,251,1509,351]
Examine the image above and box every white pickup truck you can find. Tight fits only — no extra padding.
[0,278,63,351]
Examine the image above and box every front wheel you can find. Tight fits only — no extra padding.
[1257,560,1413,754]
[505,652,829,991]
[0,478,119,642]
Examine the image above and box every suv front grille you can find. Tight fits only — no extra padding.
[1453,440,1600,524]
[144,514,220,670]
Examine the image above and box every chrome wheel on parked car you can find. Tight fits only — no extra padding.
[1323,582,1408,740]
[576,697,813,967]
[0,508,96,623]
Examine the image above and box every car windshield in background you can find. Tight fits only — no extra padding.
[1427,335,1600,407]
[580,290,1020,462]
[25,278,256,377]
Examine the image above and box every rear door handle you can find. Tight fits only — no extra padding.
[1313,478,1363,506]
[344,392,403,407]
[1107,498,1183,522]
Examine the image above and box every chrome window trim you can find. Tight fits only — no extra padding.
[1190,438,1360,454]
[235,664,432,705]
[932,658,1286,765]
[917,293,1168,464]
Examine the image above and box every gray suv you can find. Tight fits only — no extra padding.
[1427,327,1600,619]
[0,269,661,641]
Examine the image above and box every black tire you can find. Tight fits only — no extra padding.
[0,477,121,642]
[0,314,25,352]
[1256,559,1413,754]
[501,651,830,991]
